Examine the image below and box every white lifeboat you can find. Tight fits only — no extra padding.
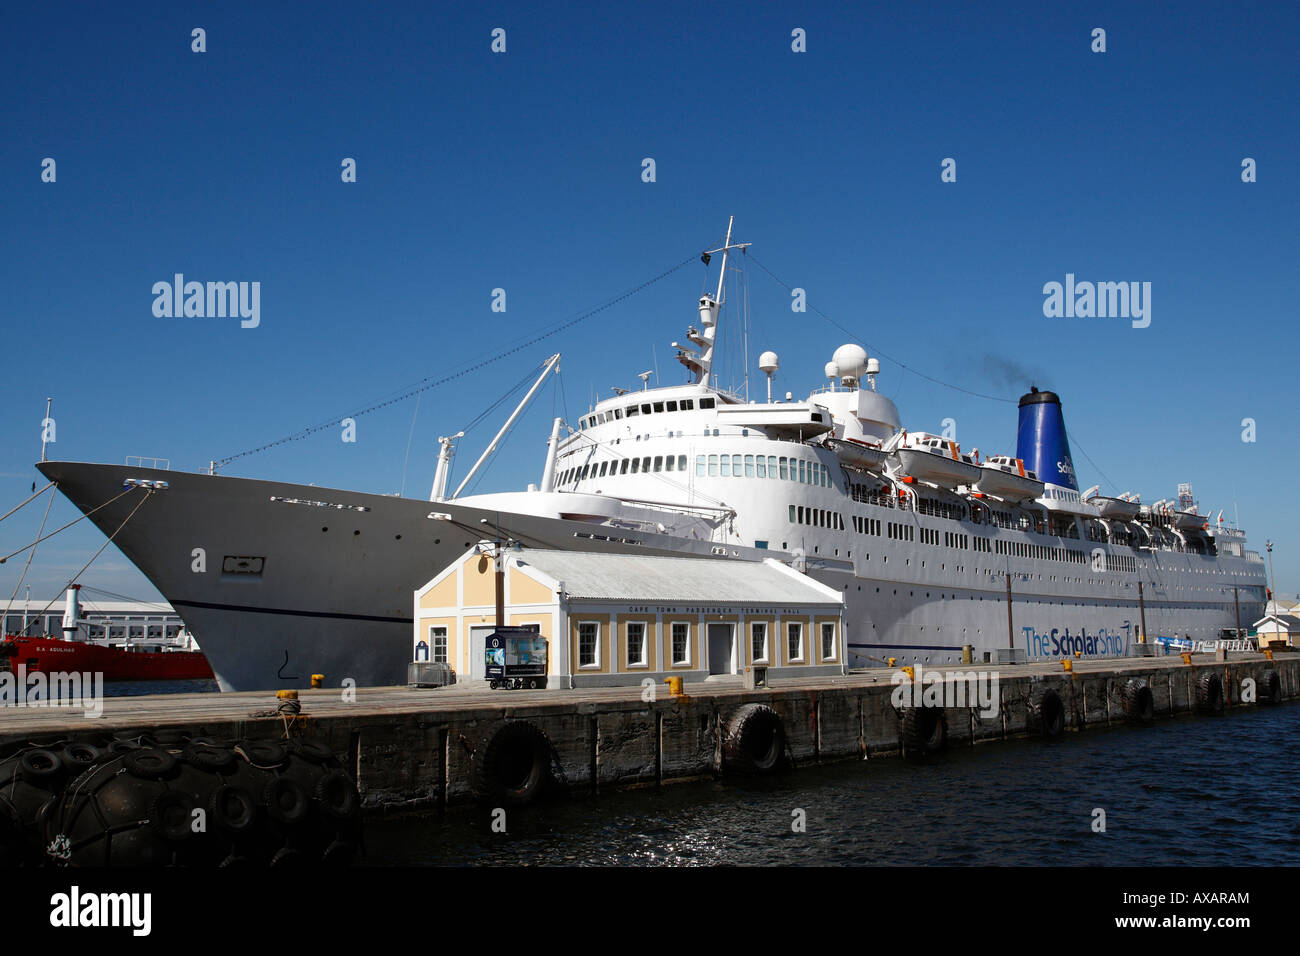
[893,432,982,489]
[972,455,1044,502]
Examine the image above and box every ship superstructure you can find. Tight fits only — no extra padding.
[37,219,1268,689]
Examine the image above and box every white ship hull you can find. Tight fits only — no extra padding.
[37,459,1267,690]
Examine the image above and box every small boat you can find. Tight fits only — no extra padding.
[0,634,214,681]
[1085,490,1142,521]
[824,436,889,472]
[0,585,213,682]
[893,432,982,489]
[973,455,1044,502]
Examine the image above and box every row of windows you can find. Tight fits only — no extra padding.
[696,454,832,486]
[789,504,845,530]
[852,515,883,535]
[577,620,694,668]
[750,621,838,664]
[996,539,1088,563]
[560,454,690,485]
[580,396,717,429]
[887,521,914,541]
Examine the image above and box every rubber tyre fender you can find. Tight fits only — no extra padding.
[122,748,179,781]
[321,839,356,866]
[723,703,785,774]
[1258,669,1282,705]
[1029,688,1066,739]
[314,770,360,821]
[209,785,258,834]
[60,742,105,774]
[238,740,289,768]
[264,777,311,826]
[1196,672,1224,714]
[901,706,946,753]
[287,737,335,765]
[18,749,64,783]
[470,721,551,806]
[1122,679,1155,723]
[149,791,197,842]
[183,744,238,773]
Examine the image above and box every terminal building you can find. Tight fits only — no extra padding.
[414,548,846,688]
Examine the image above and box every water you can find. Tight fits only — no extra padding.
[101,679,219,697]
[364,703,1300,866]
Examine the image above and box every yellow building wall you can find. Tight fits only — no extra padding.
[419,573,459,611]
[615,615,656,672]
[509,567,553,606]
[415,615,458,664]
[463,554,498,607]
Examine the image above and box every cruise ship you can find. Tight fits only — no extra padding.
[37,220,1268,690]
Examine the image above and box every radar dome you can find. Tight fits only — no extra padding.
[759,351,779,373]
[865,357,880,375]
[832,344,868,380]
[824,361,839,380]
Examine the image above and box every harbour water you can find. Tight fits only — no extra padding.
[364,702,1300,866]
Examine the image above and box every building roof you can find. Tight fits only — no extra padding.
[1253,614,1300,630]
[510,550,844,606]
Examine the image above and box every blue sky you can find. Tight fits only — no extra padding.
[2,0,1297,608]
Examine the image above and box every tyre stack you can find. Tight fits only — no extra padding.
[0,731,361,866]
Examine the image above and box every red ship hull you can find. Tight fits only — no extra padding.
[1,637,214,681]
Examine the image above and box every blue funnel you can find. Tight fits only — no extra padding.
[1016,388,1078,490]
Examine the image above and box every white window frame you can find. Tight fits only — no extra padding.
[670,621,691,666]
[820,621,837,662]
[751,621,769,664]
[578,620,601,669]
[429,625,448,664]
[626,620,648,668]
[786,621,804,663]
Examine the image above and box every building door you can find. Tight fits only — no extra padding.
[707,623,734,675]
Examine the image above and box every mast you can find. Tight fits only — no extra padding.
[677,217,750,387]
[429,431,464,502]
[451,353,561,499]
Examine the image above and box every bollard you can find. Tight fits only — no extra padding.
[887,657,897,667]
[664,676,683,697]
[310,674,324,688]
[1062,660,1073,672]
[901,665,915,680]
[276,689,299,701]
[1265,649,1274,661]
[1180,652,1192,665]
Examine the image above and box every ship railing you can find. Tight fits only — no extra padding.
[125,456,171,470]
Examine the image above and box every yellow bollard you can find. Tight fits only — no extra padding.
[1265,649,1274,661]
[1180,652,1193,665]
[1062,660,1073,672]
[664,676,683,696]
[276,689,299,701]
[887,657,897,667]
[310,674,324,689]
[901,665,915,680]
[1074,650,1082,658]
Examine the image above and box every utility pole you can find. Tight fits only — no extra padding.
[1137,580,1148,645]
[1005,572,1014,651]
[1266,540,1276,615]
